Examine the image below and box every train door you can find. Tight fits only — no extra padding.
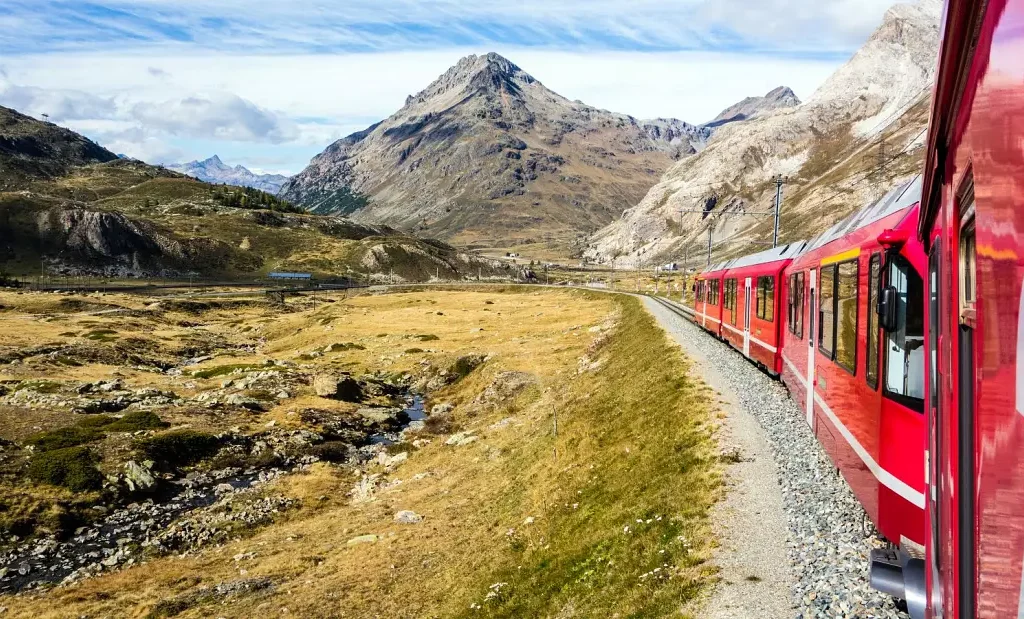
[743,277,752,357]
[807,268,817,426]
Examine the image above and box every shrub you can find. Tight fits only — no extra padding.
[27,446,104,491]
[106,411,169,432]
[416,334,440,342]
[308,441,351,463]
[77,414,117,429]
[26,426,104,452]
[136,430,220,466]
[404,348,424,354]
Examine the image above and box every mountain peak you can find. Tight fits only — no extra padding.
[404,52,537,109]
[705,86,801,127]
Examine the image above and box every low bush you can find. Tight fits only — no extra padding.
[136,430,220,466]
[27,446,104,491]
[26,426,104,452]
[415,334,440,342]
[308,441,351,463]
[76,414,117,429]
[106,410,169,432]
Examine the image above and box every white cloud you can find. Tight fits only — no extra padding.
[0,46,845,172]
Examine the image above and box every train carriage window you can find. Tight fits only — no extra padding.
[867,254,881,389]
[787,272,805,338]
[756,276,775,322]
[819,266,836,358]
[883,255,925,409]
[712,280,720,305]
[835,260,859,374]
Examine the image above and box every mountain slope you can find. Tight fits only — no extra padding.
[0,107,503,281]
[585,0,941,266]
[281,53,722,247]
[166,155,289,195]
[0,105,118,188]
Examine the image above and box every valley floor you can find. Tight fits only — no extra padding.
[0,287,723,618]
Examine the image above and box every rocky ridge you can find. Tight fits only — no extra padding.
[166,155,290,195]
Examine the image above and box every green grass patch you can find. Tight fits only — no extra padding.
[105,410,169,432]
[13,380,62,394]
[83,329,119,342]
[26,426,104,451]
[191,363,269,379]
[451,296,720,618]
[27,446,104,491]
[135,430,220,467]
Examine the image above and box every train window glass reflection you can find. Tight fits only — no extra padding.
[819,266,836,358]
[788,273,805,338]
[884,255,925,408]
[867,254,881,389]
[835,260,859,374]
[756,276,775,322]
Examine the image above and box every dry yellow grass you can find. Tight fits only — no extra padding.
[0,288,721,618]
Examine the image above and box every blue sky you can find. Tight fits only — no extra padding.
[0,0,901,175]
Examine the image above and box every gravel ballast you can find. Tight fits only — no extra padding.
[644,297,907,619]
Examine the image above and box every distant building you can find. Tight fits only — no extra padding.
[268,272,312,280]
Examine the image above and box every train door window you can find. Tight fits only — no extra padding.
[711,280,720,305]
[866,254,881,389]
[819,266,836,358]
[835,260,859,374]
[883,255,925,410]
[956,174,976,617]
[756,276,775,322]
[788,272,806,338]
[729,279,738,324]
[795,272,804,339]
[927,238,944,614]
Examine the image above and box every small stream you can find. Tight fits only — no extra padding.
[0,394,427,593]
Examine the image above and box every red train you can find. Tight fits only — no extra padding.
[683,1,1024,614]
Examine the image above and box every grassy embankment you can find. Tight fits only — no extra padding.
[1,289,722,618]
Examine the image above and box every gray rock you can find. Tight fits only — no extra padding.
[313,374,363,401]
[394,510,423,524]
[346,534,379,545]
[123,460,157,492]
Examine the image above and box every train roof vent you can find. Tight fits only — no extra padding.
[806,175,922,252]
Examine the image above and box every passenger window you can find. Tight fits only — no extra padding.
[867,254,881,389]
[794,272,804,338]
[884,255,925,407]
[756,276,775,322]
[819,266,836,357]
[835,260,859,374]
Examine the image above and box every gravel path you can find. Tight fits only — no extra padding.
[642,296,907,619]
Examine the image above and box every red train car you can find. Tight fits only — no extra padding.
[782,177,927,562]
[875,0,1024,616]
[718,243,806,376]
[688,260,733,337]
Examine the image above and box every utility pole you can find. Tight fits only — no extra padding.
[773,175,784,248]
[707,227,712,267]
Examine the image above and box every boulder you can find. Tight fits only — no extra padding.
[394,510,423,524]
[347,534,379,545]
[313,374,363,401]
[123,460,157,492]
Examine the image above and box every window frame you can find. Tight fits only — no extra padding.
[866,253,881,390]
[833,259,859,376]
[788,271,805,339]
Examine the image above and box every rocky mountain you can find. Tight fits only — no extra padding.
[705,86,801,128]
[0,105,118,187]
[0,107,504,281]
[166,155,289,195]
[585,0,941,266]
[281,53,778,248]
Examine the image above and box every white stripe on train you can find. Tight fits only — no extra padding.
[783,355,925,510]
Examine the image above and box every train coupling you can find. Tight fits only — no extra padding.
[869,547,926,619]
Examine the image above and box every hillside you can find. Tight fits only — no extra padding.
[0,105,118,187]
[166,155,290,195]
[585,0,941,266]
[0,110,504,281]
[280,53,793,250]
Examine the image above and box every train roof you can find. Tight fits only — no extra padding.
[725,241,808,271]
[804,175,922,254]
